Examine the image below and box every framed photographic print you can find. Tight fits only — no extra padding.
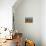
[25,17,33,23]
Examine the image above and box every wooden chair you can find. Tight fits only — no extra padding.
[25,40,35,46]
[14,33,23,46]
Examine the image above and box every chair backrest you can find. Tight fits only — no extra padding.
[14,33,23,46]
[25,40,35,46]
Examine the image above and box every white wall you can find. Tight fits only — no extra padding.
[0,0,16,30]
[41,0,46,46]
[13,0,41,46]
[13,0,46,46]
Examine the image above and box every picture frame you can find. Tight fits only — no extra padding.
[25,17,33,23]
